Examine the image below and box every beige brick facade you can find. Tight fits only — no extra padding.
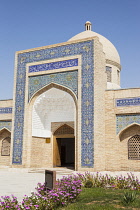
[0,23,140,172]
[0,100,12,167]
[105,89,140,171]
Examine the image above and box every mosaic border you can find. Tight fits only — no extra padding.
[0,107,12,114]
[116,97,140,107]
[13,40,94,167]
[29,58,78,73]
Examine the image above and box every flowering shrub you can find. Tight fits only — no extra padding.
[22,175,82,209]
[77,172,140,190]
[22,193,51,210]
[0,175,82,210]
[0,195,22,210]
[0,172,139,209]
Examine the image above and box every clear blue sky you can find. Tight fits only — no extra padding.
[0,0,140,99]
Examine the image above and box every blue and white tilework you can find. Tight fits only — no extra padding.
[29,58,78,73]
[13,40,94,167]
[0,121,12,131]
[29,71,78,100]
[0,107,12,114]
[116,97,140,107]
[116,114,140,134]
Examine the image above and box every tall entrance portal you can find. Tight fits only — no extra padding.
[31,86,76,169]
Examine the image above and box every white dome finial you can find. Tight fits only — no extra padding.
[85,21,92,31]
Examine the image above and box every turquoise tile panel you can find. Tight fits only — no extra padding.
[13,40,94,167]
[28,71,78,100]
[0,121,12,131]
[116,114,140,134]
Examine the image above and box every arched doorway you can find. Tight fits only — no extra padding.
[0,128,11,166]
[53,124,75,168]
[31,86,77,168]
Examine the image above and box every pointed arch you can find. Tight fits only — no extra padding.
[119,123,140,141]
[29,82,77,109]
[53,123,75,168]
[29,82,77,169]
[31,83,77,138]
[54,124,74,136]
[0,128,11,157]
[0,127,11,134]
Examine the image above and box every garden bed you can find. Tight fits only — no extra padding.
[0,172,140,209]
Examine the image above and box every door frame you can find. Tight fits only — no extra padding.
[53,134,75,168]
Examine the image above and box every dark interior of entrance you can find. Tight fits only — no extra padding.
[56,138,75,167]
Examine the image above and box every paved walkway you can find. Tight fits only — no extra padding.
[0,168,140,202]
[0,167,74,202]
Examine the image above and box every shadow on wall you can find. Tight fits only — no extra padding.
[119,124,140,141]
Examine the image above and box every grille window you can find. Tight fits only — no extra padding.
[106,66,112,82]
[128,135,140,160]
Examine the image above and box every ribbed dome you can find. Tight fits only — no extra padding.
[68,25,120,65]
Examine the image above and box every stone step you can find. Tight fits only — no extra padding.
[28,167,74,176]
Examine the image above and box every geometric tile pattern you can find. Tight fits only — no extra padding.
[116,97,140,107]
[13,40,94,167]
[29,58,78,73]
[0,107,12,114]
[0,121,12,131]
[116,114,140,134]
[29,70,78,100]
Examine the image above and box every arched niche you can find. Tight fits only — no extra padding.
[0,128,11,142]
[1,137,11,156]
[32,85,76,138]
[119,123,140,141]
[29,83,77,106]
[0,128,11,166]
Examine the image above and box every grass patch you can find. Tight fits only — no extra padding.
[60,188,140,210]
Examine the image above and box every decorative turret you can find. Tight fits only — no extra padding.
[85,21,92,31]
[69,21,120,66]
[68,21,121,89]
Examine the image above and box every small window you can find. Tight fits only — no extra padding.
[106,66,112,82]
[117,70,120,84]
[128,135,140,160]
[1,137,11,156]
